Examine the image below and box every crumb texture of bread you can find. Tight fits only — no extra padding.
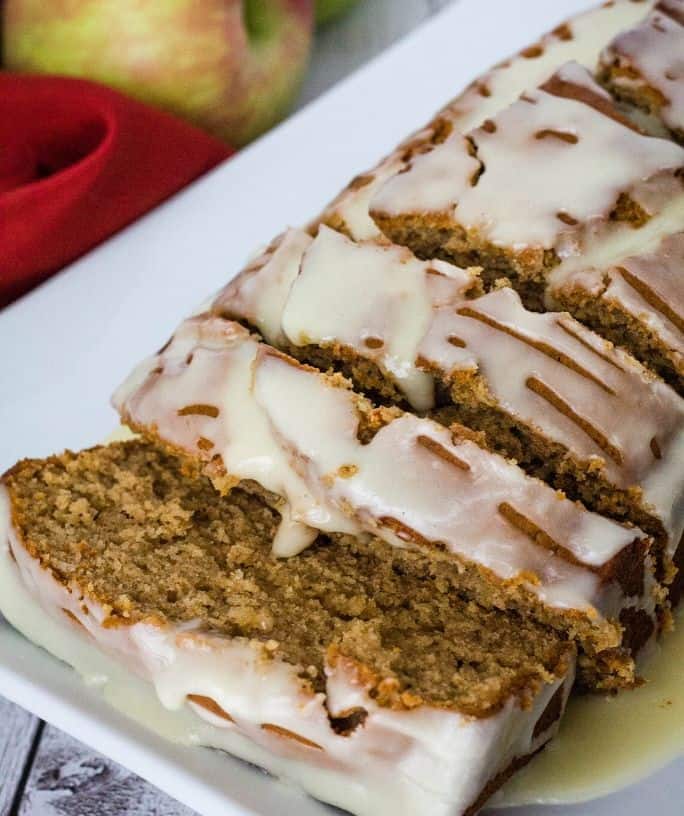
[5,439,574,718]
[599,1,684,142]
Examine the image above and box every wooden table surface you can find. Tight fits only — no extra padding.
[0,2,453,813]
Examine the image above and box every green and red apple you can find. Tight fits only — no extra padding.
[316,0,361,26]
[3,0,314,147]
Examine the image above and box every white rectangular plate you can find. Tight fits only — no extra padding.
[1,1,682,814]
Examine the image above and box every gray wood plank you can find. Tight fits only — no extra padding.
[0,698,41,816]
[17,724,196,816]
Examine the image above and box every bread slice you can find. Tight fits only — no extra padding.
[0,439,576,816]
[316,4,684,398]
[317,0,656,243]
[547,228,684,395]
[369,63,684,303]
[599,0,684,143]
[113,315,660,689]
[212,225,684,590]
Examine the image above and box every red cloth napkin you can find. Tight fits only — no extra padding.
[0,73,232,308]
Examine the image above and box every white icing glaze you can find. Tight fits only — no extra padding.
[601,1,684,136]
[420,290,684,550]
[489,602,684,808]
[213,229,314,345]
[371,130,480,224]
[609,231,684,336]
[442,0,657,133]
[320,152,411,242]
[321,0,657,242]
[219,227,684,551]
[603,233,684,363]
[555,232,684,374]
[0,490,574,816]
[371,63,684,254]
[114,316,656,620]
[281,226,476,410]
[548,193,684,377]
[254,350,656,615]
[548,189,684,277]
[112,317,357,558]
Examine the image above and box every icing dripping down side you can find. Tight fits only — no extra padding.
[217,226,684,552]
[113,315,654,623]
[495,606,684,808]
[0,493,573,816]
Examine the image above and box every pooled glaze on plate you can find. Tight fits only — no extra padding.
[496,607,684,807]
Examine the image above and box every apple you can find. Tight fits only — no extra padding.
[3,0,314,147]
[316,0,361,26]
